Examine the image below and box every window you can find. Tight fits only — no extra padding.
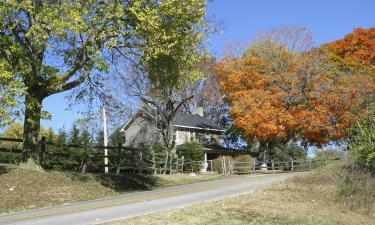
[189,131,195,142]
[205,133,211,144]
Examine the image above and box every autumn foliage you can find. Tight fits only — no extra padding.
[324,27,375,72]
[216,28,375,156]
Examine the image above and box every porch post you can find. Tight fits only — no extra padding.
[201,152,208,172]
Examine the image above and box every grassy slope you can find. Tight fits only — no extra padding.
[106,162,375,225]
[0,164,229,214]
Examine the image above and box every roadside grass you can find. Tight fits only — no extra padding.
[105,161,375,225]
[0,164,229,214]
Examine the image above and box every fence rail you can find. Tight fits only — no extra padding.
[0,137,184,174]
[0,137,341,175]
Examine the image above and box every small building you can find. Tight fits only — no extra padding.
[119,107,248,163]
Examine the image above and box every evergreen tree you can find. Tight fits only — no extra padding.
[96,130,104,146]
[56,128,68,145]
[109,128,122,146]
[69,124,81,145]
[46,128,56,143]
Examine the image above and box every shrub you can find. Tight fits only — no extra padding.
[349,114,375,171]
[178,142,204,172]
[313,149,346,161]
[233,155,253,173]
[235,154,252,162]
[271,144,307,162]
[212,155,234,174]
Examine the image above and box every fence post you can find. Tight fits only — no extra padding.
[210,160,213,174]
[131,147,136,173]
[181,156,184,173]
[139,150,143,173]
[116,143,122,175]
[253,158,256,174]
[152,149,156,175]
[223,156,226,175]
[308,159,312,170]
[169,153,173,174]
[163,151,168,175]
[291,158,294,173]
[39,136,46,168]
[271,159,275,174]
[229,160,233,174]
[81,143,88,174]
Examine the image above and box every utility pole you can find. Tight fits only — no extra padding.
[102,107,109,174]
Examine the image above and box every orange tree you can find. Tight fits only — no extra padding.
[216,29,374,161]
[324,27,375,72]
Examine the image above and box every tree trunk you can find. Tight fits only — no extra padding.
[259,141,270,162]
[22,92,43,167]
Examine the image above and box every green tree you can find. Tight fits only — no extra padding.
[0,62,24,127]
[271,144,307,162]
[349,105,375,170]
[109,128,122,146]
[56,128,68,145]
[178,142,204,171]
[69,124,81,146]
[95,130,104,146]
[0,0,127,166]
[0,0,207,168]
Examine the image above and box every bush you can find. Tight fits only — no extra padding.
[313,149,346,161]
[235,154,253,163]
[233,155,253,173]
[271,144,307,162]
[349,114,375,171]
[212,155,234,174]
[178,142,204,172]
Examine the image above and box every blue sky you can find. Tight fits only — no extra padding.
[40,0,375,131]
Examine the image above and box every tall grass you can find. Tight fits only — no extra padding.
[336,160,375,215]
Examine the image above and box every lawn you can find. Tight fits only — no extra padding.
[104,162,375,225]
[0,164,230,214]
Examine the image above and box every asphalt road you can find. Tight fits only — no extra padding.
[0,173,291,225]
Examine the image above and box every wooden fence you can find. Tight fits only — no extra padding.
[0,137,184,174]
[180,157,341,175]
[0,137,340,175]
[229,158,340,175]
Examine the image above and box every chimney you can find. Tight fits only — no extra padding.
[192,107,204,117]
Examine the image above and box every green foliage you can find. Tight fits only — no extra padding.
[133,0,208,89]
[271,144,307,161]
[349,115,375,171]
[178,142,204,171]
[0,0,208,164]
[109,128,122,146]
[152,143,165,154]
[313,149,345,161]
[0,62,24,127]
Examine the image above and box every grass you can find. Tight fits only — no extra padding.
[0,164,230,214]
[105,161,375,225]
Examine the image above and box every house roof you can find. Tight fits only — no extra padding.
[174,113,224,131]
[120,108,224,132]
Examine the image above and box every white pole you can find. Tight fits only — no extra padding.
[102,107,109,174]
[202,152,208,172]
